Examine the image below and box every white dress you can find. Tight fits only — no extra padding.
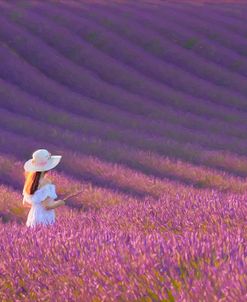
[22,183,57,228]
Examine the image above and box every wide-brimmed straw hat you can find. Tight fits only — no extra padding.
[24,149,62,172]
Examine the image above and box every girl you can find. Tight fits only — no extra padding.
[22,149,65,228]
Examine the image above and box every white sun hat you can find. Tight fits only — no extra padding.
[24,149,62,172]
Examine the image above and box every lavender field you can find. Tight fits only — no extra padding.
[0,0,247,301]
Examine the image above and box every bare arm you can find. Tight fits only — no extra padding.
[23,200,32,208]
[42,196,65,210]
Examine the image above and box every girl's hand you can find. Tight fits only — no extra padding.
[42,199,65,210]
[58,200,66,206]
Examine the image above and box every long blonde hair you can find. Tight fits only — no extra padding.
[23,171,48,195]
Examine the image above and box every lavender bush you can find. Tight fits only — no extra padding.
[0,189,246,301]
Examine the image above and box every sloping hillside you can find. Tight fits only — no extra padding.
[0,1,246,301]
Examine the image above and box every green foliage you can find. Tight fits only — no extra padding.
[143,39,164,55]
[102,18,114,27]
[86,31,99,42]
[166,289,175,302]
[146,289,160,301]
[9,10,22,21]
[183,38,199,49]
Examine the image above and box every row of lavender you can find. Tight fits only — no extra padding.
[2,2,245,182]
[1,113,247,196]
[0,2,247,125]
